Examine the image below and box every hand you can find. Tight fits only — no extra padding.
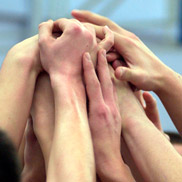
[72,10,170,92]
[83,49,134,182]
[38,19,113,78]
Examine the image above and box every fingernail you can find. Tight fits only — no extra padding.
[102,49,106,58]
[85,52,91,61]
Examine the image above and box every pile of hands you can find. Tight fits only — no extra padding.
[2,10,182,182]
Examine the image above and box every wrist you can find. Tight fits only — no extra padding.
[155,65,182,96]
[96,155,132,182]
[50,73,86,106]
[50,73,83,91]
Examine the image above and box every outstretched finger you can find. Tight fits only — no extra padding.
[72,10,112,26]
[83,52,104,106]
[143,91,162,131]
[71,10,133,36]
[97,49,115,104]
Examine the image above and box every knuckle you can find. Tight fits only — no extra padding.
[38,36,48,46]
[69,23,83,34]
[106,38,114,48]
[95,104,109,119]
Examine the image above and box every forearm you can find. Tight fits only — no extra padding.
[116,80,182,182]
[47,77,95,182]
[155,66,182,134]
[123,118,182,182]
[0,55,39,148]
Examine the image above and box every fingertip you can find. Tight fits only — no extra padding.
[143,91,152,102]
[115,67,124,80]
[71,10,82,17]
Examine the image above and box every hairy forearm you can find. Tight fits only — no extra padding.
[155,67,182,134]
[47,77,95,182]
[0,55,39,148]
[123,118,182,182]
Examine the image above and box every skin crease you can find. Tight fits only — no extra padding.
[71,10,182,182]
[38,18,114,182]
[72,10,182,135]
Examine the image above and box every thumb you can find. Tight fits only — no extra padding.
[115,66,138,84]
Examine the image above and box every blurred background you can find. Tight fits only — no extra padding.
[0,0,181,132]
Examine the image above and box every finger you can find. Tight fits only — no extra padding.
[112,60,126,70]
[97,49,115,104]
[53,18,71,33]
[72,10,112,26]
[134,91,146,108]
[83,52,104,105]
[115,66,141,86]
[107,52,121,62]
[71,10,133,36]
[38,20,54,47]
[143,91,162,131]
[98,26,114,52]
[114,32,134,55]
[90,25,132,56]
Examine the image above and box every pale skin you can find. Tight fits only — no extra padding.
[72,11,182,181]
[72,10,182,135]
[0,35,42,149]
[38,18,114,182]
[31,72,54,171]
[83,49,135,182]
[21,117,46,182]
[112,70,182,182]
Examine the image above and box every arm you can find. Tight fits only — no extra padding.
[72,10,182,134]
[31,72,54,171]
[83,49,135,182]
[21,118,46,182]
[0,35,42,148]
[38,19,113,182]
[115,76,182,182]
